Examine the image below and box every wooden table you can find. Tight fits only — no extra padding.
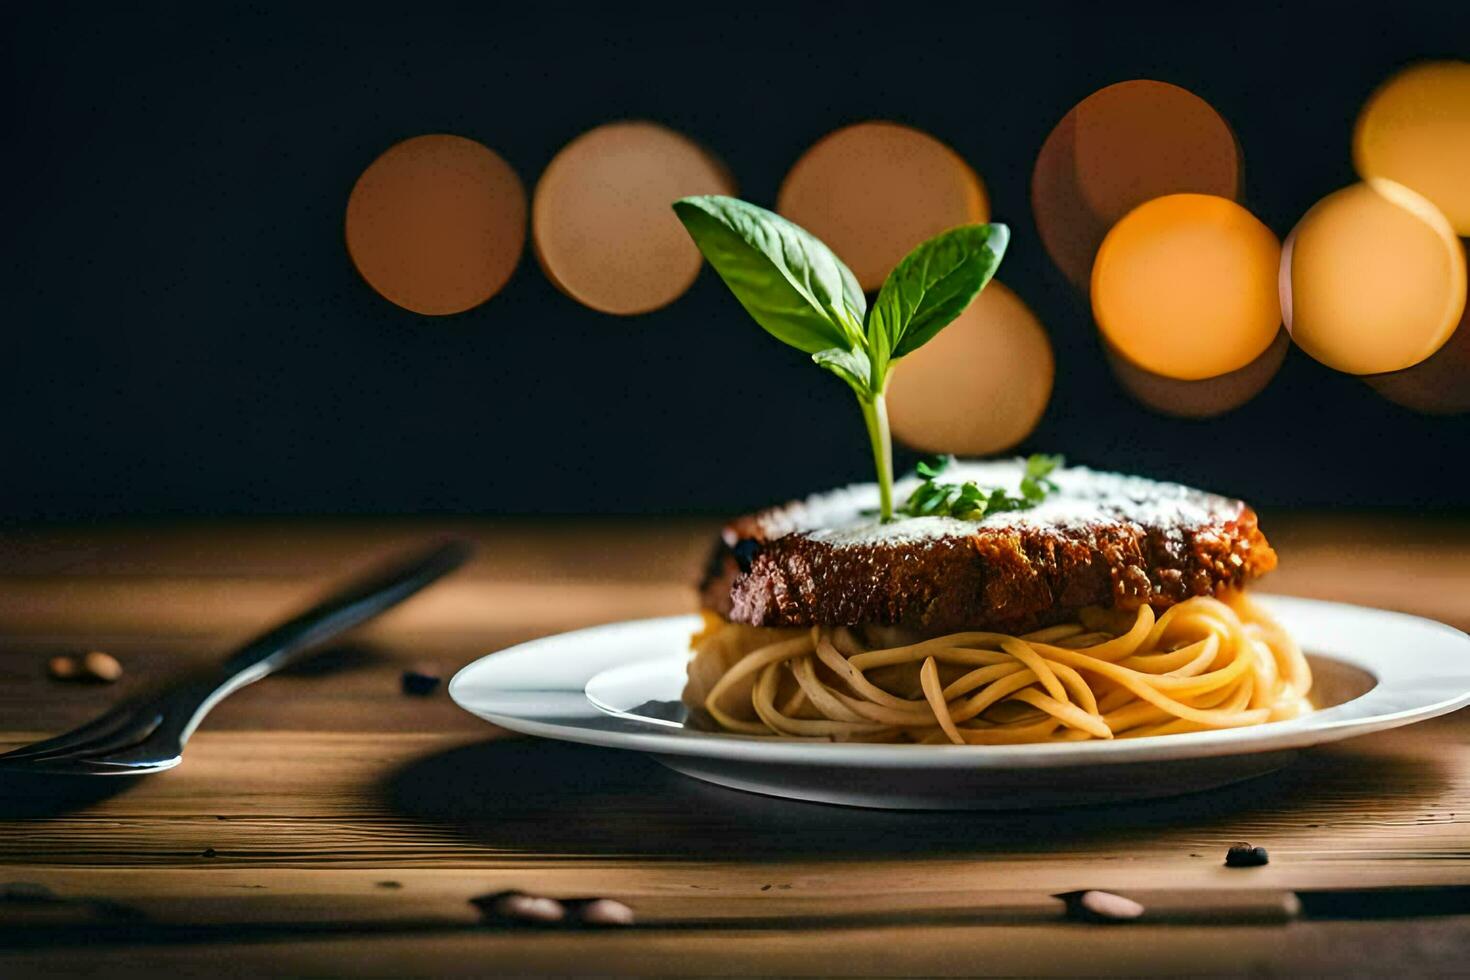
[2,516,1469,976]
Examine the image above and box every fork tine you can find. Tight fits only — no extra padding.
[0,701,151,762]
[8,711,164,765]
[58,744,182,772]
[0,751,179,777]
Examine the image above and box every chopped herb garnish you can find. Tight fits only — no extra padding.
[673,195,1008,521]
[898,454,1064,521]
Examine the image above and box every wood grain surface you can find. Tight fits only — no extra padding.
[1,516,1469,976]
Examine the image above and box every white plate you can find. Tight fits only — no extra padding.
[450,596,1470,809]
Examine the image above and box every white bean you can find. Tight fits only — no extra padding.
[1075,890,1145,921]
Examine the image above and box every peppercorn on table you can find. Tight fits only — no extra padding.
[2,517,1469,976]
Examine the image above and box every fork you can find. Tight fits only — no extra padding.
[0,538,472,776]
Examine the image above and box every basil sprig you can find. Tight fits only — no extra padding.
[674,195,1009,521]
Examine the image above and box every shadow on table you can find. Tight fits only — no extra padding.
[0,773,134,819]
[381,736,1450,859]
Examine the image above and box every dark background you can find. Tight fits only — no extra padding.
[2,2,1467,521]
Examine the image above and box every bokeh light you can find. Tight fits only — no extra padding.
[1108,330,1289,418]
[1281,180,1465,375]
[533,121,734,315]
[777,122,989,291]
[345,134,526,316]
[1092,194,1280,381]
[1354,60,1470,235]
[1364,261,1470,415]
[1032,80,1241,289]
[888,281,1054,455]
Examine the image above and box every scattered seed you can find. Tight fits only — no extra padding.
[376,880,403,890]
[48,651,123,682]
[1059,890,1145,923]
[472,891,565,925]
[401,666,441,696]
[47,655,80,681]
[566,898,635,927]
[81,651,123,682]
[1225,842,1270,867]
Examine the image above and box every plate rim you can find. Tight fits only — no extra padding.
[450,595,1470,770]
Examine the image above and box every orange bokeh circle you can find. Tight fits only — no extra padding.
[346,134,526,316]
[1108,330,1289,419]
[1092,193,1281,381]
[1281,180,1465,376]
[533,121,734,316]
[888,281,1054,455]
[1364,294,1470,416]
[1354,60,1470,236]
[778,122,989,291]
[1033,80,1241,289]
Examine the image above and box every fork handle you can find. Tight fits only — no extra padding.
[216,538,474,684]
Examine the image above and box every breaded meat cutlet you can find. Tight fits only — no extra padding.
[699,461,1276,635]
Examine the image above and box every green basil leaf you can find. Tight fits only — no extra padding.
[812,347,873,397]
[1025,453,1064,481]
[986,487,1017,512]
[914,454,953,479]
[673,196,866,356]
[1020,454,1063,501]
[867,223,1010,377]
[915,483,952,516]
[904,482,939,515]
[952,482,982,519]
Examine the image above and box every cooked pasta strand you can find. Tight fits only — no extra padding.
[686,592,1312,744]
[920,656,965,745]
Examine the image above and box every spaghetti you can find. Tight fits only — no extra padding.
[683,592,1311,744]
